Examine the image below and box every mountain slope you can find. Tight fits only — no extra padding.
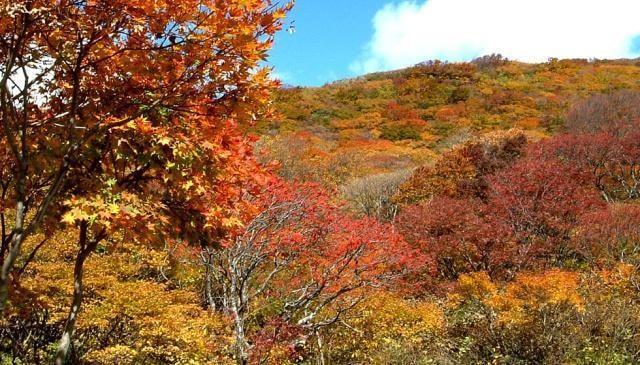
[257,57,640,186]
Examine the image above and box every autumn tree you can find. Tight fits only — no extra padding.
[397,138,605,280]
[575,204,640,265]
[0,0,290,362]
[471,53,508,71]
[4,229,235,364]
[203,180,414,364]
[396,196,508,280]
[393,129,527,205]
[535,130,640,202]
[565,90,640,135]
[447,270,585,364]
[256,131,331,183]
[486,153,604,269]
[322,292,443,364]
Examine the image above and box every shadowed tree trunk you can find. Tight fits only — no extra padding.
[0,200,25,314]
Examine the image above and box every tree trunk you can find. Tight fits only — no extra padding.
[230,265,249,365]
[55,221,94,365]
[202,250,217,312]
[205,267,216,312]
[0,200,26,313]
[315,329,326,365]
[233,310,248,365]
[0,159,68,313]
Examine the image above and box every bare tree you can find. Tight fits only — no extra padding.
[341,169,412,221]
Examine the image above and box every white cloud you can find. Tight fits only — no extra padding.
[269,69,294,84]
[352,0,640,74]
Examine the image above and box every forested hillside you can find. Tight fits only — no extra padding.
[2,1,640,364]
[258,56,640,186]
[253,57,640,364]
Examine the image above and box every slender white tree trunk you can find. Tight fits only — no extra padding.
[316,329,326,365]
[230,267,249,365]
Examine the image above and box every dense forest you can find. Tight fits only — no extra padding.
[2,1,640,364]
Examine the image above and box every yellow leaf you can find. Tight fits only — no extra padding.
[61,212,76,225]
[158,136,172,146]
[221,217,243,228]
[108,203,120,215]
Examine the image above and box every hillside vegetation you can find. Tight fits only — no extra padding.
[258,56,640,186]
[3,1,640,363]
[248,57,640,363]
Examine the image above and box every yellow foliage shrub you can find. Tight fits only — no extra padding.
[450,270,584,327]
[16,230,234,364]
[489,270,584,325]
[325,292,443,364]
[516,116,542,129]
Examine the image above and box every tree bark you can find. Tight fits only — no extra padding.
[0,200,26,313]
[232,309,248,365]
[55,221,96,365]
[229,261,249,365]
[315,329,326,365]
[202,249,217,312]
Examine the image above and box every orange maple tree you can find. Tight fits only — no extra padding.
[0,0,291,362]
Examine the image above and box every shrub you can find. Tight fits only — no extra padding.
[487,154,605,267]
[383,101,419,121]
[448,85,471,103]
[445,270,585,364]
[341,170,412,221]
[396,197,510,279]
[535,131,640,202]
[471,53,509,71]
[575,204,640,265]
[322,292,443,365]
[380,124,422,141]
[393,129,527,204]
[565,90,640,135]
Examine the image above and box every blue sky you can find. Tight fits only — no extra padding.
[268,0,640,87]
[267,1,394,86]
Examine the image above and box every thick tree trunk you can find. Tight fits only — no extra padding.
[233,310,248,365]
[55,222,93,365]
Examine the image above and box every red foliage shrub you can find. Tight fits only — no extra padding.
[575,204,640,265]
[397,140,606,280]
[487,154,605,267]
[396,197,509,280]
[533,130,640,202]
[383,101,418,121]
[393,129,527,204]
